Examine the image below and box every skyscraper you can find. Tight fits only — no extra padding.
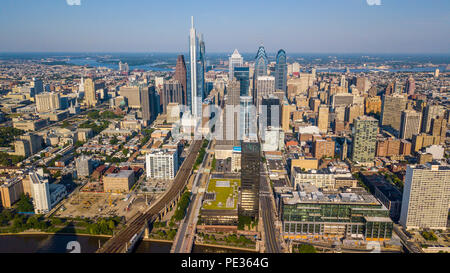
[140,85,158,126]
[222,79,241,145]
[253,45,268,101]
[260,95,281,135]
[275,49,287,93]
[84,78,97,107]
[317,105,329,134]
[174,55,187,106]
[421,104,445,134]
[229,49,243,80]
[161,80,183,114]
[351,116,378,163]
[32,78,44,96]
[399,110,421,140]
[234,66,250,96]
[380,94,407,135]
[400,163,450,230]
[256,75,275,108]
[240,140,261,219]
[187,16,205,120]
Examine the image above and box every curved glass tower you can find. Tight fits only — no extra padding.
[275,49,287,93]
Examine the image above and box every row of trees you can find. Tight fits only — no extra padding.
[172,191,191,222]
[0,127,24,147]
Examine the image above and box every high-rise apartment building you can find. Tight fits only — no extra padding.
[222,79,241,145]
[146,149,179,180]
[351,116,378,163]
[400,110,422,140]
[75,156,93,178]
[400,163,450,230]
[275,49,287,93]
[240,141,261,219]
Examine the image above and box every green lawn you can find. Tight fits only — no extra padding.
[203,179,240,210]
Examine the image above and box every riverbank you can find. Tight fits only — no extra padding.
[0,231,112,238]
[195,242,258,252]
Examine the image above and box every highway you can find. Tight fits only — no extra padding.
[96,139,203,253]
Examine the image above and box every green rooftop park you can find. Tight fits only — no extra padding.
[202,179,240,210]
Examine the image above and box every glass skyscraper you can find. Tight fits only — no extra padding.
[234,66,250,96]
[187,16,205,120]
[275,49,287,93]
[253,46,268,101]
[240,140,261,219]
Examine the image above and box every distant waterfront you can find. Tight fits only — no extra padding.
[0,234,253,253]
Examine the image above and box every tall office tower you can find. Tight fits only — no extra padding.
[253,46,268,100]
[400,110,421,140]
[75,156,93,178]
[292,62,301,74]
[240,140,261,219]
[380,94,407,135]
[400,163,450,230]
[187,16,205,120]
[234,66,250,96]
[161,80,183,114]
[340,75,347,88]
[317,105,329,133]
[229,49,243,80]
[275,49,287,93]
[140,85,158,126]
[174,55,187,105]
[351,116,378,163]
[84,78,97,107]
[222,79,241,145]
[256,75,275,108]
[29,171,51,214]
[240,96,256,141]
[355,76,370,93]
[421,104,445,134]
[35,92,61,113]
[32,78,44,96]
[260,95,281,135]
[405,76,415,95]
[146,149,179,180]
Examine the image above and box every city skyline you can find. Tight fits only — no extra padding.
[0,0,449,53]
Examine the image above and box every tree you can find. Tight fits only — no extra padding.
[296,244,316,253]
[17,194,34,212]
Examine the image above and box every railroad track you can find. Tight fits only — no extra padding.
[97,140,203,253]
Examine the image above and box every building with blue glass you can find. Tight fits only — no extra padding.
[275,49,287,93]
[234,66,250,96]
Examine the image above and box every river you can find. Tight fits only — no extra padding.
[0,234,252,253]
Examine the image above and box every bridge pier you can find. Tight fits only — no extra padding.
[144,222,150,239]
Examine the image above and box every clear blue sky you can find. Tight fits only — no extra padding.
[0,0,449,53]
